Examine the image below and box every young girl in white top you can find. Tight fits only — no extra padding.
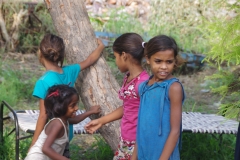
[25,85,100,160]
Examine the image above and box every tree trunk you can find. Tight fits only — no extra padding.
[44,0,121,151]
[0,1,10,50]
[11,9,28,50]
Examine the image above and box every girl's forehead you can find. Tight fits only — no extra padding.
[152,50,175,59]
[70,94,79,101]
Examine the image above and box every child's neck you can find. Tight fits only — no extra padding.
[127,65,144,82]
[44,60,62,73]
[149,75,174,85]
[59,117,68,126]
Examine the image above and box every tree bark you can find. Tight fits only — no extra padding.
[0,1,10,50]
[11,9,28,50]
[44,0,121,151]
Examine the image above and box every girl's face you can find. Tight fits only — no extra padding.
[147,49,176,82]
[114,52,128,73]
[65,94,79,118]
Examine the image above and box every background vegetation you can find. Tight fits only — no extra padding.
[0,0,239,159]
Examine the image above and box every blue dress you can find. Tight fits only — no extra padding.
[137,77,185,160]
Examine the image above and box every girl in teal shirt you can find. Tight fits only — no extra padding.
[30,34,104,157]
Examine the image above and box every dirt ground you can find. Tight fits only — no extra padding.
[1,52,221,149]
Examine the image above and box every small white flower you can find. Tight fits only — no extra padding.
[124,91,131,95]
[128,85,134,90]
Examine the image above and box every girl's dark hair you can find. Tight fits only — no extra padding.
[113,33,144,63]
[144,35,179,58]
[144,35,184,66]
[44,85,79,119]
[39,34,65,67]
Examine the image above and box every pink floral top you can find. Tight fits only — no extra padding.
[118,70,149,141]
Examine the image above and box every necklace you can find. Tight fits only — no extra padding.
[126,70,143,83]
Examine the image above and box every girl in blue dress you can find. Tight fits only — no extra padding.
[132,35,185,160]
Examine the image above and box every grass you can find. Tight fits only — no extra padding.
[181,133,235,160]
[0,60,37,111]
[0,128,31,160]
[70,135,113,160]
[0,0,238,159]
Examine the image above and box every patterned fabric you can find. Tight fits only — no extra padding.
[182,112,239,134]
[118,70,149,141]
[113,137,135,160]
[118,77,138,100]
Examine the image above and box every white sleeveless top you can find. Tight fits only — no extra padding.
[25,118,69,160]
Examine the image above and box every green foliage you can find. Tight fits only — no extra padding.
[0,61,37,109]
[204,16,240,67]
[205,70,236,96]
[148,0,207,53]
[71,135,113,160]
[102,7,144,35]
[84,136,113,160]
[204,2,240,120]
[34,3,56,34]
[90,17,105,31]
[181,133,235,160]
[18,3,56,53]
[2,2,56,53]
[0,130,15,160]
[89,6,145,38]
[0,129,31,160]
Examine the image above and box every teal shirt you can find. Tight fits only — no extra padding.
[33,64,81,140]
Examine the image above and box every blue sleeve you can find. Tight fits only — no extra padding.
[32,80,49,99]
[65,64,81,87]
[138,82,145,97]
[71,64,81,83]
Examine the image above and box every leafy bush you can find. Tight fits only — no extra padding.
[181,133,235,160]
[0,129,31,160]
[204,2,240,119]
[1,2,56,53]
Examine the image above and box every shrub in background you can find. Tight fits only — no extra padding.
[203,1,240,120]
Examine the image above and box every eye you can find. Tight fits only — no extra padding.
[71,103,77,108]
[154,60,161,63]
[167,60,174,64]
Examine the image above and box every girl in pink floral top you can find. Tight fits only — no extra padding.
[85,33,149,160]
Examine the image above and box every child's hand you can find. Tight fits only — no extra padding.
[97,38,104,47]
[89,105,101,114]
[84,119,102,134]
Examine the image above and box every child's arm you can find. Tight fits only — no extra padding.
[79,39,104,71]
[29,99,48,149]
[68,105,101,124]
[84,106,123,134]
[42,119,69,160]
[131,143,138,160]
[159,82,183,160]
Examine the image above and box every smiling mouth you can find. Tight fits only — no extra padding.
[159,72,168,76]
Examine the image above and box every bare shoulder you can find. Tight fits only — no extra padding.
[169,82,183,92]
[46,119,64,131]
[169,82,183,99]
